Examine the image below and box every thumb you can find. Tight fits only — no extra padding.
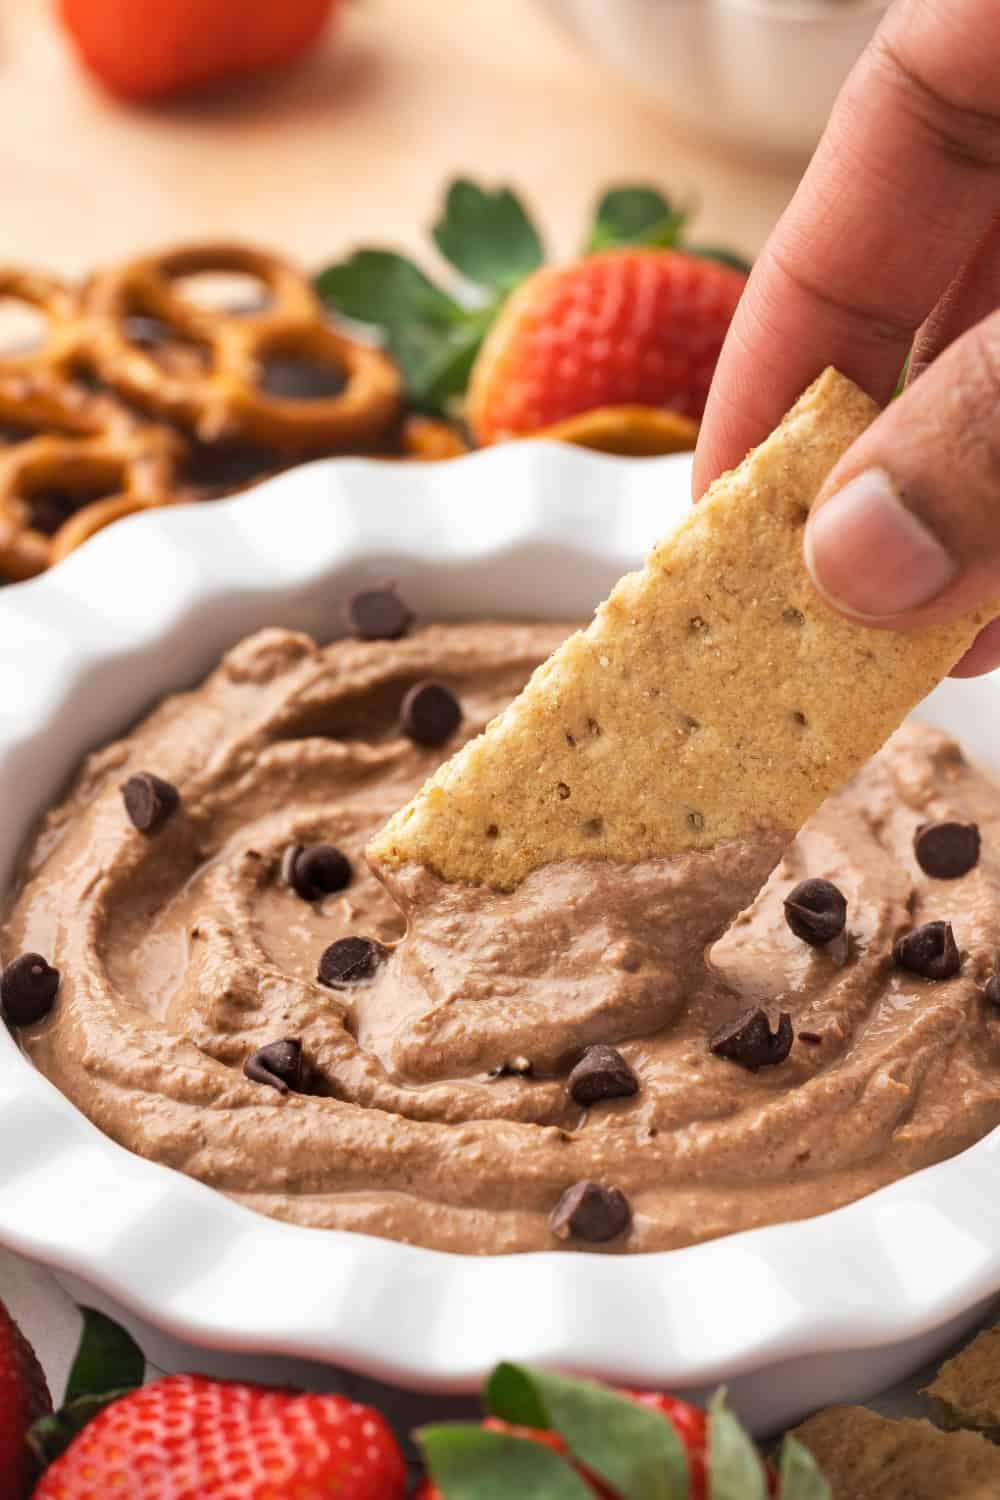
[804,312,1000,668]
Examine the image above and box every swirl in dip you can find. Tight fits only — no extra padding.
[5,623,1000,1253]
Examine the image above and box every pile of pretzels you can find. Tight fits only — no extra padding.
[0,245,466,582]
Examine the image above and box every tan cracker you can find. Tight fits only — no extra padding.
[369,369,994,889]
[925,1325,1000,1438]
[793,1405,1000,1498]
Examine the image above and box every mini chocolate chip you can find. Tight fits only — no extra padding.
[783,607,805,625]
[567,1045,639,1105]
[318,935,386,988]
[549,1181,631,1243]
[346,585,414,642]
[798,1030,823,1045]
[244,1038,304,1095]
[487,1056,533,1079]
[894,921,961,980]
[783,878,847,946]
[556,782,570,800]
[914,821,981,880]
[122,772,179,833]
[400,680,461,748]
[1,953,60,1026]
[686,810,705,831]
[283,843,352,902]
[710,1008,793,1071]
[983,974,1000,1006]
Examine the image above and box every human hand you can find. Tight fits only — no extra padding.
[693,0,1000,674]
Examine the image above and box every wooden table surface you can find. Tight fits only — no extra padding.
[1,0,802,280]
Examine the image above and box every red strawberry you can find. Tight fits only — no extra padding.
[316,181,749,456]
[466,250,746,444]
[0,1297,52,1500]
[33,1372,407,1500]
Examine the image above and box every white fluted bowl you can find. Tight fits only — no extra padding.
[0,444,998,1434]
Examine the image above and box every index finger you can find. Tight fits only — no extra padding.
[692,0,1000,499]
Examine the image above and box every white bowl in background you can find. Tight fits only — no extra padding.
[537,0,890,160]
[0,442,999,1436]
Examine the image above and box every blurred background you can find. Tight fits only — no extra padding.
[1,0,887,273]
[0,0,893,579]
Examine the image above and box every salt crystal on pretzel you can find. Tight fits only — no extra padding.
[368,369,996,889]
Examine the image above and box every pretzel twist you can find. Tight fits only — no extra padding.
[85,245,403,453]
[0,427,183,580]
[0,268,138,439]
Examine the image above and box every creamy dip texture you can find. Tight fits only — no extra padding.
[5,623,1000,1253]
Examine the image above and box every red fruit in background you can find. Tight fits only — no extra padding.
[33,1373,407,1500]
[0,1297,52,1500]
[58,0,340,101]
[466,250,746,444]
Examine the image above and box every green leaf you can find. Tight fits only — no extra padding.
[315,250,464,334]
[708,1391,767,1500]
[65,1308,144,1404]
[27,1309,144,1470]
[681,244,752,275]
[586,186,686,252]
[392,305,496,413]
[419,1424,595,1500]
[432,179,545,292]
[29,1390,136,1469]
[316,248,499,415]
[777,1436,832,1500]
[486,1363,690,1500]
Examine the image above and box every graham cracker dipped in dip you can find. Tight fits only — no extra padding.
[4,371,1000,1254]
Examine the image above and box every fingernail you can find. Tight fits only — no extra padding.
[805,468,957,619]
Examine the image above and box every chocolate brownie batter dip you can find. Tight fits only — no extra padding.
[5,622,1000,1254]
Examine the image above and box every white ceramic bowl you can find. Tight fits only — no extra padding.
[1,444,999,1436]
[537,0,890,160]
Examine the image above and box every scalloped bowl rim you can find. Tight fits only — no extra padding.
[0,443,999,1400]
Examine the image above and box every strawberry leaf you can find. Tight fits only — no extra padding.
[393,308,495,412]
[65,1308,144,1403]
[316,250,464,333]
[432,179,545,292]
[315,249,498,415]
[29,1390,137,1469]
[681,244,752,275]
[28,1308,144,1469]
[777,1436,832,1500]
[586,186,686,252]
[419,1424,595,1499]
[707,1391,767,1500]
[485,1363,689,1500]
